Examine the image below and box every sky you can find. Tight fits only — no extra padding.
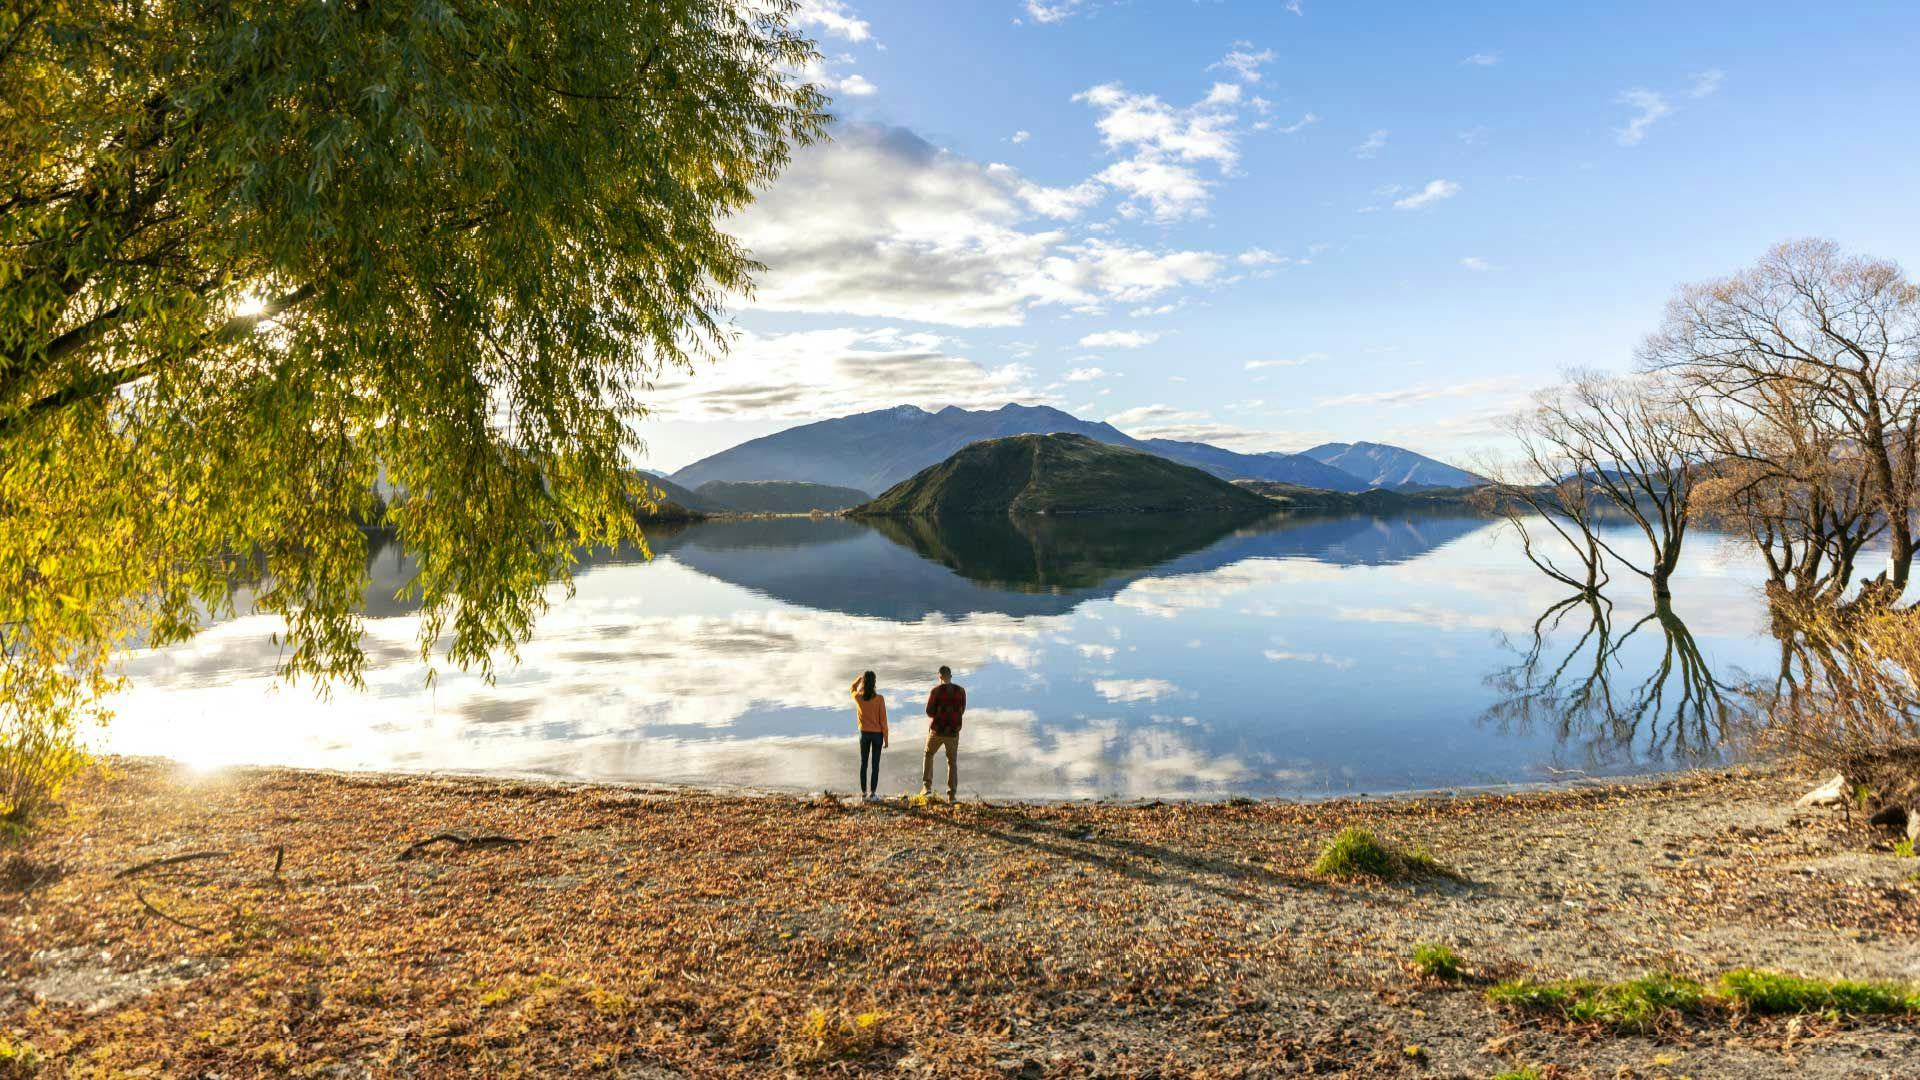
[635,0,1920,473]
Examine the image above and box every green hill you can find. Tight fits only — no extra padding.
[853,433,1276,516]
[694,480,869,513]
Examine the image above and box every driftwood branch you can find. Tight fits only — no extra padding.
[115,850,229,879]
[397,833,527,862]
[133,885,220,934]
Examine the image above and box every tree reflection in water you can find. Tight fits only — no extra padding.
[1481,594,1740,769]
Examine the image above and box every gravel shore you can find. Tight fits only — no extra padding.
[3,759,1916,1077]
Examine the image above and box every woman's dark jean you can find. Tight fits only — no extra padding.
[858,731,884,794]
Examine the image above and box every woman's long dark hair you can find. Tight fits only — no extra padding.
[860,670,877,701]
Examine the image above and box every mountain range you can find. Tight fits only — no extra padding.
[1302,442,1482,490]
[667,404,1471,496]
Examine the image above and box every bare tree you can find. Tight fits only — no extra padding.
[1685,390,1882,603]
[1641,239,1920,602]
[1516,370,1706,601]
[1473,430,1610,594]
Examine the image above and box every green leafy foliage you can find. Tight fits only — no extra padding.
[0,0,828,823]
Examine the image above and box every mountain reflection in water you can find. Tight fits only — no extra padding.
[109,512,1781,798]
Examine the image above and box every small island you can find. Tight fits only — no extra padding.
[852,432,1278,516]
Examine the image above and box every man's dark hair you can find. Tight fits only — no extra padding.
[938,665,951,679]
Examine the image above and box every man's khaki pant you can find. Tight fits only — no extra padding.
[922,733,958,799]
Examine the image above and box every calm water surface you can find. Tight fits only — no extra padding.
[106,512,1786,798]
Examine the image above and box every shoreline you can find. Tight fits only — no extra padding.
[90,752,1758,809]
[6,757,1916,1077]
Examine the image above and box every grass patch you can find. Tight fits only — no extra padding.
[1895,838,1915,858]
[1410,943,1464,981]
[1489,1069,1543,1080]
[1487,974,1706,1032]
[1718,969,1919,1016]
[1490,969,1920,1031]
[1310,827,1451,880]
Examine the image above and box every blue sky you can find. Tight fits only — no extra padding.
[637,0,1920,472]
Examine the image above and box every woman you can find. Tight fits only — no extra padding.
[850,670,888,799]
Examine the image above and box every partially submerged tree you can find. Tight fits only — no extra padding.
[1511,371,1706,601]
[0,0,828,822]
[1683,391,1883,604]
[1641,239,1920,602]
[1474,426,1611,595]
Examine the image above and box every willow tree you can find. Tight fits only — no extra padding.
[1640,240,1920,603]
[1513,371,1705,602]
[0,1,827,821]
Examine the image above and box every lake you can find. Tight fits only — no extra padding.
[104,511,1789,799]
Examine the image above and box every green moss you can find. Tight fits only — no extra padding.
[1311,827,1451,880]
[1895,838,1916,858]
[1487,974,1706,1031]
[1718,970,1919,1016]
[1488,1069,1544,1080]
[1411,943,1464,981]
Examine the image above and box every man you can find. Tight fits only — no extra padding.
[922,665,966,802]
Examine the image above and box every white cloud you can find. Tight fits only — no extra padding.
[1103,405,1324,451]
[1078,330,1159,349]
[836,73,877,96]
[1268,112,1317,134]
[793,0,871,41]
[1354,129,1388,158]
[1393,179,1460,210]
[1064,366,1113,382]
[1093,157,1212,220]
[1614,88,1672,146]
[1236,248,1289,267]
[1264,649,1355,669]
[1211,43,1276,83]
[1316,374,1525,408]
[1106,403,1205,428]
[1010,130,1032,143]
[1245,353,1321,370]
[1000,168,1105,219]
[1073,75,1262,220]
[1459,256,1491,271]
[1076,643,1117,660]
[1688,68,1725,98]
[1023,0,1088,23]
[1286,0,1303,13]
[645,327,1053,422]
[733,125,1224,326]
[1061,238,1223,302]
[1092,678,1178,703]
[1463,51,1500,66]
